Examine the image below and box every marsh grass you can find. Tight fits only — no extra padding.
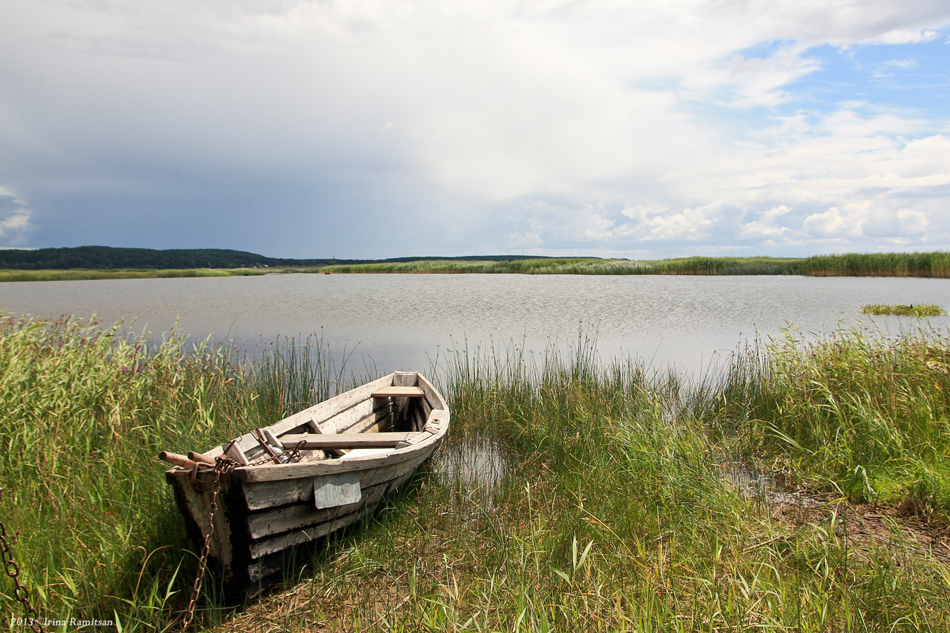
[2,317,949,631]
[321,251,950,278]
[0,315,358,629]
[320,257,795,275]
[6,251,950,281]
[861,304,947,317]
[226,332,950,632]
[716,325,950,519]
[799,252,950,278]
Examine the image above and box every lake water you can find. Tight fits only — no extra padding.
[2,273,949,378]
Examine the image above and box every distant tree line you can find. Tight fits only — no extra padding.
[0,246,547,270]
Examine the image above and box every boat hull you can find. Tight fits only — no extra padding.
[164,372,448,599]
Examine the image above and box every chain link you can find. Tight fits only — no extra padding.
[182,457,233,631]
[180,441,304,630]
[0,491,45,633]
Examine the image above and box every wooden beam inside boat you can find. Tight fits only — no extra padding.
[372,386,425,398]
[279,432,427,450]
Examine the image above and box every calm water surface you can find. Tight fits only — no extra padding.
[2,274,949,377]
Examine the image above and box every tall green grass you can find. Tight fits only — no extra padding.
[2,317,948,631]
[226,333,950,632]
[861,304,947,317]
[6,251,950,281]
[320,257,794,275]
[716,326,950,518]
[799,252,950,278]
[0,316,354,629]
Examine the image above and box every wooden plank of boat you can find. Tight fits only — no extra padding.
[246,480,392,539]
[372,386,425,397]
[223,374,396,456]
[243,462,401,510]
[320,398,384,434]
[249,482,391,559]
[245,500,382,583]
[278,432,424,450]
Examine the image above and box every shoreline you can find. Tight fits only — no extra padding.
[4,251,950,281]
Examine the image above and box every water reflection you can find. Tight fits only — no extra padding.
[721,461,790,500]
[720,461,824,510]
[433,435,508,494]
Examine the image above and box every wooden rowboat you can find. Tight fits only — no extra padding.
[161,371,449,599]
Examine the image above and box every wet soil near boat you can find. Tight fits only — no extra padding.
[723,462,950,563]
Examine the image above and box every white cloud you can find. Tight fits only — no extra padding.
[1,1,949,256]
[803,205,859,237]
[802,202,931,239]
[639,202,722,241]
[740,205,793,239]
[0,187,33,245]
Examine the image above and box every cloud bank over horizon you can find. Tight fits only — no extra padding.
[1,0,949,259]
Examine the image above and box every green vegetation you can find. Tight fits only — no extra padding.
[0,246,331,270]
[324,251,950,278]
[1,317,948,630]
[717,327,950,518]
[321,256,796,275]
[0,316,357,629]
[0,246,544,272]
[4,247,950,280]
[861,304,947,317]
[0,268,272,282]
[799,252,950,278]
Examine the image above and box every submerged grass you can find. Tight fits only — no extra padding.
[861,304,947,317]
[1,317,949,631]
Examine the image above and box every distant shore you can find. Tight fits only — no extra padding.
[0,267,276,282]
[3,252,950,281]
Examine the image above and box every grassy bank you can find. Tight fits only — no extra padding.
[0,316,356,629]
[1,318,948,630]
[323,251,950,278]
[225,331,950,631]
[0,268,275,282]
[5,251,950,281]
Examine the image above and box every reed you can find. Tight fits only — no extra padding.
[6,251,950,282]
[2,317,948,631]
[319,257,796,276]
[0,316,357,629]
[799,252,950,278]
[225,331,950,632]
[321,252,950,277]
[716,325,950,518]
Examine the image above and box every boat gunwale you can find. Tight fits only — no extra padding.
[163,372,450,483]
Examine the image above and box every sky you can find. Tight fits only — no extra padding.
[1,1,949,260]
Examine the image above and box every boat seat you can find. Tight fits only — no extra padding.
[279,432,428,450]
[372,386,425,398]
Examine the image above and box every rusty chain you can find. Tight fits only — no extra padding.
[0,490,45,633]
[181,441,305,630]
[182,457,233,631]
